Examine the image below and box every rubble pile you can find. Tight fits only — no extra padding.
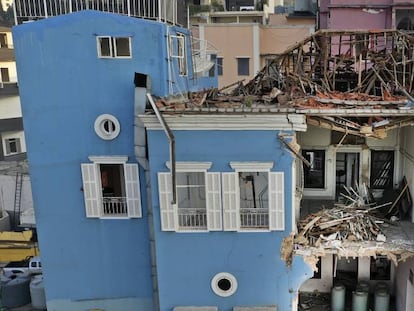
[295,206,386,247]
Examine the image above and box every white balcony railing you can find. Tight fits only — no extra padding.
[240,208,269,229]
[102,197,128,216]
[178,208,207,230]
[13,0,177,25]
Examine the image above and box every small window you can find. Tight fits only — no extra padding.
[217,57,223,76]
[97,36,131,58]
[4,138,21,155]
[302,150,325,189]
[94,114,121,140]
[81,156,141,218]
[223,162,285,232]
[237,57,250,76]
[1,68,9,82]
[209,54,217,77]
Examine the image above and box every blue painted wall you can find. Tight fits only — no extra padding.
[147,130,313,311]
[10,10,207,309]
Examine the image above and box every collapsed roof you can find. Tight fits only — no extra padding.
[153,29,414,139]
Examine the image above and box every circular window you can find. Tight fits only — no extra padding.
[211,272,238,297]
[94,114,120,140]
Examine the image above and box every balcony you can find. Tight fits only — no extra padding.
[13,0,178,25]
[102,197,127,217]
[240,208,269,229]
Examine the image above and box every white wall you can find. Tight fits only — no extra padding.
[395,257,414,311]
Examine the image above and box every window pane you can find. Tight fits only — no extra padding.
[239,172,269,229]
[115,37,131,57]
[217,57,223,76]
[303,150,325,188]
[98,37,112,57]
[237,57,249,76]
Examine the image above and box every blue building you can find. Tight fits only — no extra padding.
[13,5,414,311]
[12,9,218,311]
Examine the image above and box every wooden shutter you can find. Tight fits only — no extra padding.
[269,172,285,231]
[125,164,142,218]
[158,172,177,231]
[81,164,101,218]
[222,172,240,231]
[206,172,222,231]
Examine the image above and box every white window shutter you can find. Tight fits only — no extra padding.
[206,172,222,231]
[158,172,177,231]
[81,164,101,218]
[269,172,285,231]
[125,164,142,218]
[222,172,240,231]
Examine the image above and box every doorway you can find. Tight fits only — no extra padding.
[336,152,360,200]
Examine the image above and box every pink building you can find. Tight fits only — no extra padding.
[320,0,414,31]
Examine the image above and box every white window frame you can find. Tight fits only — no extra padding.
[3,137,22,156]
[158,162,222,232]
[81,156,141,219]
[169,33,188,76]
[94,114,121,140]
[97,36,132,59]
[222,162,285,232]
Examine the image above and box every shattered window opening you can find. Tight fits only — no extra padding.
[302,150,325,189]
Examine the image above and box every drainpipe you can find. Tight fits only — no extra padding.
[134,73,160,311]
[146,93,177,206]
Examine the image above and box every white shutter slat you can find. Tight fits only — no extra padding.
[81,163,101,218]
[206,172,222,231]
[222,172,240,231]
[125,164,142,218]
[158,172,177,231]
[269,172,285,231]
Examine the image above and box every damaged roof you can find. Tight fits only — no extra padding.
[148,29,414,138]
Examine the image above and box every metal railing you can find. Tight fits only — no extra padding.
[240,208,269,229]
[178,207,207,230]
[102,197,128,216]
[13,0,177,25]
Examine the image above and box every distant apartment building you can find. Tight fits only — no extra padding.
[319,0,414,31]
[191,0,316,88]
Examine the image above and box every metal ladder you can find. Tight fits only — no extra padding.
[12,172,23,230]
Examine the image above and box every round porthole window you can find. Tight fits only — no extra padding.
[211,272,238,297]
[94,114,120,140]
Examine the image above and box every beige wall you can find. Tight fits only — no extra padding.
[201,24,256,88]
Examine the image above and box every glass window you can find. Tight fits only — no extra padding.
[97,36,131,58]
